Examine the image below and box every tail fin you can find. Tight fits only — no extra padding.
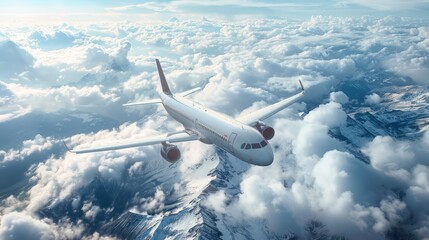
[156,59,172,95]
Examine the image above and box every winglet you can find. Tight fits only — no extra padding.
[299,80,305,92]
[156,59,172,95]
[63,140,73,153]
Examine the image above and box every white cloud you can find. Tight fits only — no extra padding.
[82,232,119,240]
[17,118,179,214]
[293,123,343,160]
[4,83,128,121]
[203,190,228,214]
[363,136,415,174]
[30,30,82,51]
[0,134,54,163]
[206,98,428,239]
[383,45,429,85]
[0,39,34,79]
[364,93,382,105]
[0,196,27,217]
[361,132,429,238]
[0,211,87,240]
[179,141,212,172]
[0,212,54,240]
[128,161,144,176]
[82,202,101,221]
[304,101,347,128]
[413,164,429,191]
[330,91,349,104]
[142,187,165,215]
[26,137,147,212]
[210,141,417,238]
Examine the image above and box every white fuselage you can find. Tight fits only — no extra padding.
[160,92,274,166]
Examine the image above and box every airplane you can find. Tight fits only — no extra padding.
[69,59,305,166]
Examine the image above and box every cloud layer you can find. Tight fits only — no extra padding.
[0,15,428,239]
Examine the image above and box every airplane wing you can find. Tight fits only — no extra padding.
[69,130,199,154]
[237,80,305,126]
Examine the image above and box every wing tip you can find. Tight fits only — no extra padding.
[63,140,75,153]
[299,79,305,92]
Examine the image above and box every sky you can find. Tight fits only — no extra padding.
[1,0,429,23]
[0,0,429,240]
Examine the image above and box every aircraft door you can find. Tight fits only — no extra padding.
[228,132,237,153]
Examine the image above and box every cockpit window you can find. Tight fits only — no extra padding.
[242,141,268,150]
[252,143,261,149]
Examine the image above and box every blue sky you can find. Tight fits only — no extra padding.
[0,0,145,13]
[1,0,428,20]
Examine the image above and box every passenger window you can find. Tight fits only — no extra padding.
[252,143,261,149]
[241,143,245,149]
[245,144,251,149]
[260,140,267,147]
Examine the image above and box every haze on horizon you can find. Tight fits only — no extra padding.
[1,0,429,23]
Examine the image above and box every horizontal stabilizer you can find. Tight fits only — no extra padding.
[123,99,162,107]
[178,87,201,97]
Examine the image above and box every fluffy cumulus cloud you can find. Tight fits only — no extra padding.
[0,134,54,162]
[205,106,429,239]
[0,39,34,79]
[304,101,347,128]
[142,187,166,215]
[365,93,382,105]
[330,91,349,104]
[0,211,85,240]
[0,212,55,240]
[30,30,83,51]
[0,15,428,240]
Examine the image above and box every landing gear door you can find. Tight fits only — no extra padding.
[228,132,237,153]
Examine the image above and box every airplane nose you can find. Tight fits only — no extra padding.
[262,148,274,166]
[254,147,274,166]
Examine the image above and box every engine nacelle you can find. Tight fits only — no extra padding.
[160,143,181,163]
[255,123,275,140]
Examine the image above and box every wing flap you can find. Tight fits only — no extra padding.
[70,131,198,154]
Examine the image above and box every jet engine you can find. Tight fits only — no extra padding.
[160,142,181,163]
[255,122,275,140]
